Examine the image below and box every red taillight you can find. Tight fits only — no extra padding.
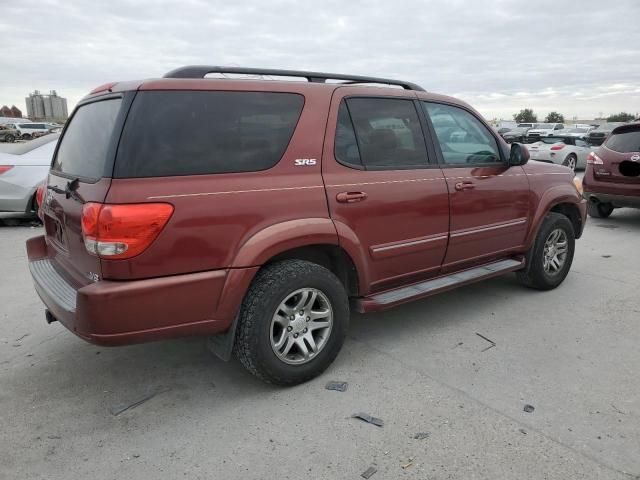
[36,182,46,206]
[550,144,565,151]
[0,165,14,175]
[586,152,604,165]
[35,180,47,220]
[81,202,174,260]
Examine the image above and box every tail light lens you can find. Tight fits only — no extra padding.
[550,144,565,151]
[0,165,14,175]
[35,180,47,220]
[81,202,174,259]
[586,152,604,165]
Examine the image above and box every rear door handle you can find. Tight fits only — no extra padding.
[454,181,475,191]
[336,191,368,203]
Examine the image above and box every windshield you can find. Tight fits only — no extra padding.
[566,128,587,133]
[541,137,564,144]
[535,124,554,129]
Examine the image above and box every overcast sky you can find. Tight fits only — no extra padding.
[2,0,639,121]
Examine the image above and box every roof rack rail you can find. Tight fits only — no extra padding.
[162,66,425,91]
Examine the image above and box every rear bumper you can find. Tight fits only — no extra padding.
[583,168,640,207]
[26,235,258,346]
[583,192,640,209]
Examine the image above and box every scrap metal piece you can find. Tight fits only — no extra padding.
[325,381,348,392]
[361,466,377,479]
[475,332,496,352]
[352,412,384,427]
[110,386,171,416]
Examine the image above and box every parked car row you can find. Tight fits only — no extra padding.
[497,120,638,148]
[0,122,63,142]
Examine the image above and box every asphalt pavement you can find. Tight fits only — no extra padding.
[1,210,638,479]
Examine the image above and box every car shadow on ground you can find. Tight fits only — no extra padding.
[589,208,640,230]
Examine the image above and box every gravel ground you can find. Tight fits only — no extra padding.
[1,210,638,480]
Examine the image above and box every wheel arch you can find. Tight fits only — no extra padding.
[526,185,585,246]
[230,218,366,296]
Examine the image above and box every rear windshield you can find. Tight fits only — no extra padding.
[52,98,122,179]
[115,91,304,178]
[605,128,640,153]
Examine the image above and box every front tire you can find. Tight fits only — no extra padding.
[517,212,575,290]
[587,201,613,218]
[234,260,349,386]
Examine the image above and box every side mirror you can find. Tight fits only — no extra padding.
[509,143,530,166]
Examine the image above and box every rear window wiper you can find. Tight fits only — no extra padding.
[47,178,85,204]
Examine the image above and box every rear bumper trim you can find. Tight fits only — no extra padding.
[29,259,77,312]
[584,192,640,209]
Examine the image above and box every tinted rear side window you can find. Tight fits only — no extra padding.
[345,98,428,169]
[115,91,304,178]
[52,98,122,180]
[605,128,640,153]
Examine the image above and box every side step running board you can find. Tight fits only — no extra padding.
[354,258,524,313]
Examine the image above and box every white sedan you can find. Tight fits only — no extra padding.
[526,136,591,171]
[0,134,58,218]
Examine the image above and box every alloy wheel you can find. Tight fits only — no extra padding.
[270,288,333,365]
[542,228,568,275]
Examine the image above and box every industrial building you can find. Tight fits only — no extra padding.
[25,90,68,123]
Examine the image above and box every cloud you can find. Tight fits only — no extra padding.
[2,0,639,120]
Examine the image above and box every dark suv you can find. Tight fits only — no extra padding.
[27,66,586,385]
[583,122,640,217]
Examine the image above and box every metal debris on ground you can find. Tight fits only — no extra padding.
[518,428,527,435]
[611,404,626,415]
[413,432,430,440]
[110,386,171,416]
[325,381,348,392]
[475,332,496,352]
[351,412,384,427]
[401,459,414,470]
[360,466,377,479]
[602,255,612,258]
[523,404,535,413]
[15,333,29,342]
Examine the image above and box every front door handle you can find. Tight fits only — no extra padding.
[454,181,475,191]
[336,191,368,203]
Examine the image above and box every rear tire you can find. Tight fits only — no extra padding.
[517,212,575,290]
[234,260,349,386]
[563,154,577,171]
[5,134,15,143]
[587,201,613,218]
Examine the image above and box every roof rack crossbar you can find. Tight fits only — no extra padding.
[162,66,425,91]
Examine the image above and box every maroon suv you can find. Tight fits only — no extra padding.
[583,122,640,218]
[27,66,586,385]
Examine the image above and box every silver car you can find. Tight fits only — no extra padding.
[526,136,591,171]
[0,134,58,218]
